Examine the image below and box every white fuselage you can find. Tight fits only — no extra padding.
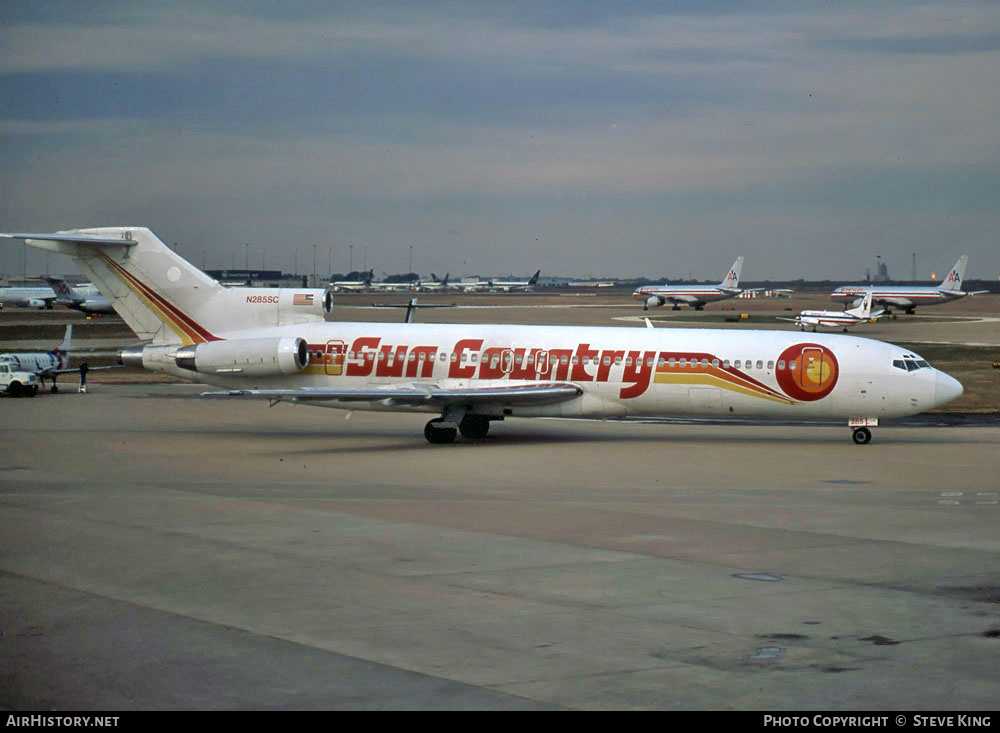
[795,310,870,330]
[141,323,956,421]
[0,286,54,307]
[0,350,68,377]
[831,286,965,310]
[633,285,739,308]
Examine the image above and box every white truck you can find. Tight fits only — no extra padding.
[0,361,39,397]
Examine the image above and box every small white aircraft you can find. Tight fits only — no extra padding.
[2,228,964,445]
[45,276,115,314]
[778,290,884,332]
[0,325,76,392]
[633,257,756,310]
[830,256,988,314]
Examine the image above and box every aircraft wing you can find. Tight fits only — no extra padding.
[201,382,584,407]
[50,365,124,375]
[666,294,702,305]
[874,296,913,308]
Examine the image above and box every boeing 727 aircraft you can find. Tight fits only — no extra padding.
[830,256,987,314]
[2,229,963,445]
[778,290,884,332]
[633,257,754,310]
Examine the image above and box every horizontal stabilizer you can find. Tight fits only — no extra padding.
[0,232,137,248]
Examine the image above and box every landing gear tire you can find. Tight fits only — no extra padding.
[852,427,872,445]
[424,419,457,444]
[50,385,59,393]
[459,415,490,439]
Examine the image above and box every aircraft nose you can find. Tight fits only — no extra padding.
[934,371,963,407]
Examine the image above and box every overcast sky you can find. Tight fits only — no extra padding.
[1,1,998,281]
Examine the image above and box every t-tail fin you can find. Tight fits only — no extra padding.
[56,324,72,353]
[2,228,331,344]
[44,276,81,302]
[939,256,968,292]
[720,257,744,289]
[846,290,874,319]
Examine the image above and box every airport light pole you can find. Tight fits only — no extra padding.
[349,244,353,273]
[244,243,249,271]
[313,244,317,288]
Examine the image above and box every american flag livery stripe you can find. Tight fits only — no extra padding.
[293,293,314,306]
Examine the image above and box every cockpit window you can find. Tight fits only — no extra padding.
[894,358,930,371]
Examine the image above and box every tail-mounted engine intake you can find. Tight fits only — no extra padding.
[170,337,310,376]
[233,287,333,326]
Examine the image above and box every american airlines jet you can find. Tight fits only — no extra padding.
[45,276,115,314]
[830,256,987,314]
[2,229,963,445]
[633,257,753,310]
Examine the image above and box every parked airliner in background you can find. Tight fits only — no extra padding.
[0,283,56,309]
[45,276,114,314]
[778,290,884,332]
[831,256,987,314]
[488,270,541,292]
[633,257,755,310]
[331,270,374,292]
[2,229,963,445]
[420,273,454,292]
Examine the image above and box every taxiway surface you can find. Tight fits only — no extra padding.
[1,384,998,710]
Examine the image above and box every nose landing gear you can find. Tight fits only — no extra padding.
[851,427,872,445]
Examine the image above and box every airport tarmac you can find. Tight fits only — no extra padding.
[1,385,999,710]
[1,293,999,710]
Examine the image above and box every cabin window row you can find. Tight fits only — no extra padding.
[323,350,799,372]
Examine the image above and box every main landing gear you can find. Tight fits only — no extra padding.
[423,413,493,444]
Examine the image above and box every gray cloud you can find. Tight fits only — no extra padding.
[1,1,998,280]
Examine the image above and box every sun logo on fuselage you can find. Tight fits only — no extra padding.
[775,343,839,401]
